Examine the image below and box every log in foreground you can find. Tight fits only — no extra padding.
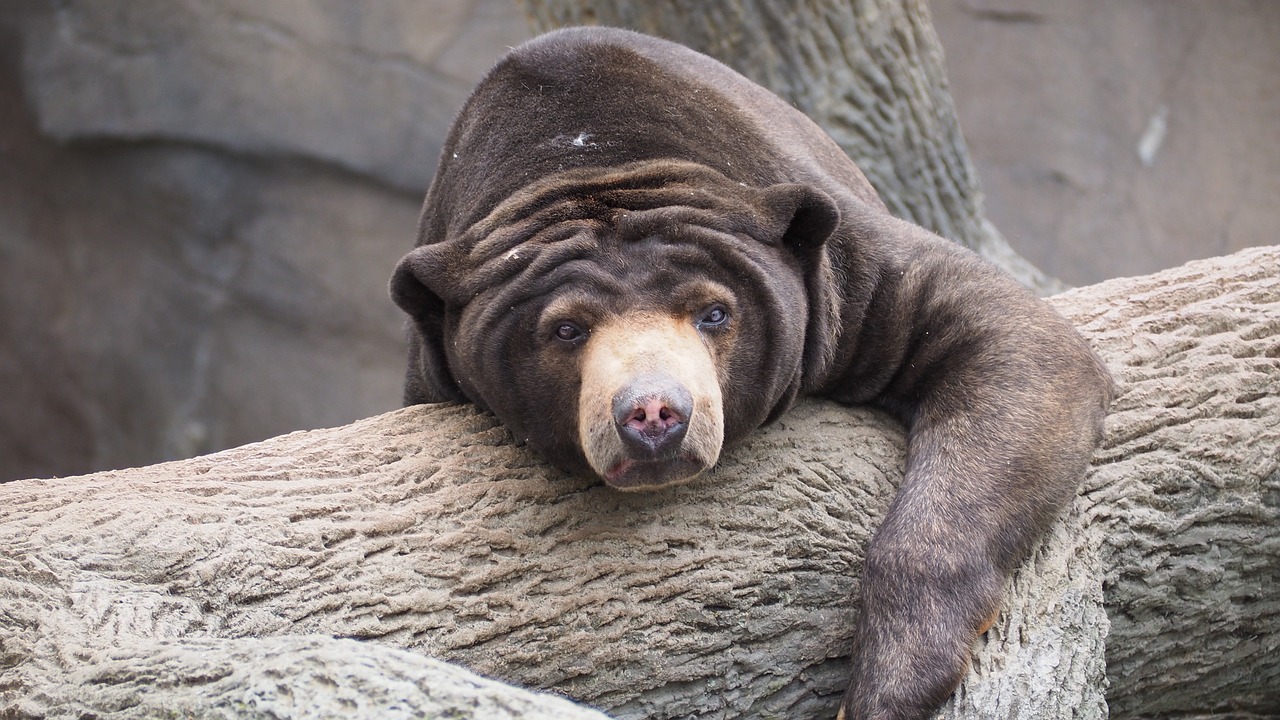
[2,246,1277,719]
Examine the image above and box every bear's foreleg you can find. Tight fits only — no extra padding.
[836,415,1030,720]
[828,225,1111,719]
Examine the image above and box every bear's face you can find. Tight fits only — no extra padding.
[392,163,839,490]
[551,286,732,490]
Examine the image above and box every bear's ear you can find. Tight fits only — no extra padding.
[760,183,843,383]
[389,244,466,404]
[390,244,450,320]
[760,183,840,253]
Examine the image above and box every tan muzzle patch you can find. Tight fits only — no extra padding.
[578,313,724,491]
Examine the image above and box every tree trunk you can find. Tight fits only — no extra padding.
[1,246,1276,719]
[517,0,1062,294]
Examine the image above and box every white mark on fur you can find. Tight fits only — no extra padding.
[505,248,521,261]
[548,132,597,149]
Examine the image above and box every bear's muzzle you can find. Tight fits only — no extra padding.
[578,313,724,491]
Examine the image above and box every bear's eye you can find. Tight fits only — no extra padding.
[554,322,586,344]
[696,304,729,330]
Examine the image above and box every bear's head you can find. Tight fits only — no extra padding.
[391,162,840,491]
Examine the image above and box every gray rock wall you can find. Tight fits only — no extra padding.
[1,1,1276,481]
[0,1,527,481]
[18,0,516,193]
[932,0,1280,285]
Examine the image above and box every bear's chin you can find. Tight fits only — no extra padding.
[601,455,709,492]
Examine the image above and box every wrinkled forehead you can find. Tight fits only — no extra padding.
[540,241,739,320]
[571,211,778,293]
[448,163,790,299]
[464,209,775,315]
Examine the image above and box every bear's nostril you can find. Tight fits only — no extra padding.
[613,378,694,458]
[623,399,685,435]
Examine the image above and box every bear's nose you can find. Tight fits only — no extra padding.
[612,377,693,459]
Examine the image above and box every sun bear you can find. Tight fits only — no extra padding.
[390,27,1111,720]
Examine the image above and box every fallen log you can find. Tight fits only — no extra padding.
[1,246,1277,719]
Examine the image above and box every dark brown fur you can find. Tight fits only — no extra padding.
[390,27,1112,720]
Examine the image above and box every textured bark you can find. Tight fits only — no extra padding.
[1065,253,1280,717]
[15,636,612,720]
[1,246,1276,719]
[517,0,1062,293]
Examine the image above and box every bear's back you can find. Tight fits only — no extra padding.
[422,27,881,242]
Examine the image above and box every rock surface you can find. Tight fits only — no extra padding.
[932,0,1280,285]
[0,1,528,481]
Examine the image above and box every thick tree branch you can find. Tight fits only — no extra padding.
[1054,249,1280,717]
[1,247,1276,719]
